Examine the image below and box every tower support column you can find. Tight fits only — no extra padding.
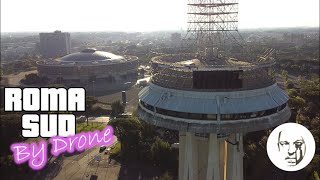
[179,132,186,180]
[238,134,244,180]
[180,132,198,180]
[226,133,243,180]
[206,133,220,180]
[219,139,227,180]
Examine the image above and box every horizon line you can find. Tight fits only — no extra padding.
[1,26,319,34]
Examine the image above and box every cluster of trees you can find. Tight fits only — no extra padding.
[108,117,178,174]
[0,110,37,179]
[77,96,112,125]
[277,60,319,77]
[289,76,320,176]
[1,59,37,75]
[276,36,319,61]
[244,72,319,179]
[111,100,125,117]
[244,131,269,178]
[20,73,49,85]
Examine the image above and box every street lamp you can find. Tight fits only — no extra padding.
[59,72,62,84]
[92,80,95,97]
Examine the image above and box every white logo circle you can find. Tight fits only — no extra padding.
[267,122,315,171]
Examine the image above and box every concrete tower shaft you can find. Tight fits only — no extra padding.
[178,133,243,180]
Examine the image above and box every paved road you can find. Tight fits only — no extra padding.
[52,143,120,180]
[88,116,110,123]
[37,116,120,180]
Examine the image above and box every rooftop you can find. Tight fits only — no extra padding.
[37,49,138,66]
[58,48,123,62]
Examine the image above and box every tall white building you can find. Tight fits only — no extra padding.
[39,30,71,58]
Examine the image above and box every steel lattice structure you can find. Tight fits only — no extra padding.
[186,0,239,50]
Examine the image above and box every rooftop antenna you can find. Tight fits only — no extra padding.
[185,0,239,60]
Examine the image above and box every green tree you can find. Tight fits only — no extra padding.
[288,88,298,98]
[310,117,320,147]
[111,100,124,117]
[21,73,49,85]
[289,96,306,110]
[305,155,320,175]
[313,171,320,180]
[298,75,306,88]
[109,118,142,159]
[285,81,294,89]
[85,96,98,125]
[151,137,172,166]
[281,70,288,82]
[295,110,311,124]
[159,171,174,180]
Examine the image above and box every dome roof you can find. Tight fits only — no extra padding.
[58,48,123,62]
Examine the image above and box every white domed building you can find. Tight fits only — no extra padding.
[37,48,139,82]
[36,48,139,95]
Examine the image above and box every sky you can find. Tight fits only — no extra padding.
[1,0,319,32]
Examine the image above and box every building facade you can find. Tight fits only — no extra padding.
[39,30,71,58]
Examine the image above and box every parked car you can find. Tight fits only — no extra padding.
[99,145,106,152]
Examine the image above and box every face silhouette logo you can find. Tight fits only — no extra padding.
[267,123,315,171]
[277,129,306,166]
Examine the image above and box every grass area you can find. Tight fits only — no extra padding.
[110,141,121,157]
[76,122,106,133]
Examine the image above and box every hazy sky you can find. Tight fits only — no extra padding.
[1,0,319,32]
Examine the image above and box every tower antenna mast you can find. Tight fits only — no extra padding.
[186,0,239,59]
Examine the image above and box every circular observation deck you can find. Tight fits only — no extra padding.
[138,83,291,133]
[138,55,290,134]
